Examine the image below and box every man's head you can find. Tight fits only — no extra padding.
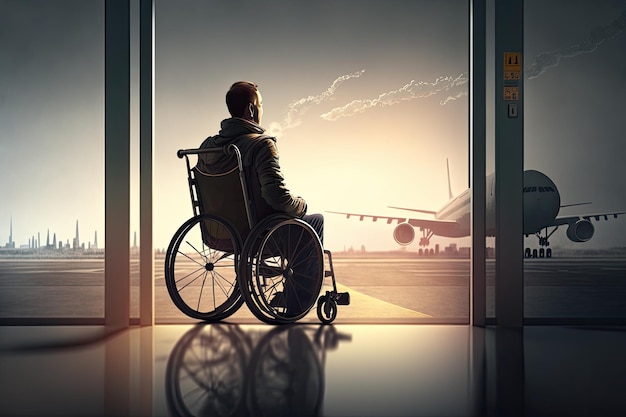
[226,81,263,124]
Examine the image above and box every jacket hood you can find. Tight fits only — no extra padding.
[218,118,264,140]
[200,118,269,164]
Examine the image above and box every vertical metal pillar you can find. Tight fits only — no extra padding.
[471,0,487,326]
[139,0,154,326]
[495,0,524,327]
[105,0,131,329]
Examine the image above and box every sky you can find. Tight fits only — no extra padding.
[1,0,625,252]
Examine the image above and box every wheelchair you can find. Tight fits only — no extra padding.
[165,144,349,324]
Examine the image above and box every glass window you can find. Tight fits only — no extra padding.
[524,0,626,319]
[0,1,104,320]
[154,0,471,323]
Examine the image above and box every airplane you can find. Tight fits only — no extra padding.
[328,166,626,258]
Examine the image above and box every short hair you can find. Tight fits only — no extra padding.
[226,81,258,118]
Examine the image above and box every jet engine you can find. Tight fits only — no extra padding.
[393,222,415,245]
[566,219,594,242]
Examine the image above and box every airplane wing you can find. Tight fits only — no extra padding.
[551,211,626,227]
[326,211,461,236]
[326,211,406,225]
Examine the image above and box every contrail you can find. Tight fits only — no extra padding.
[269,10,624,126]
[526,9,626,79]
[268,69,365,137]
[320,73,468,121]
[318,10,625,121]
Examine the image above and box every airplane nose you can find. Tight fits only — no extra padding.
[522,171,560,234]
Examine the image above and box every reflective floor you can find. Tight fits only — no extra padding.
[1,324,626,417]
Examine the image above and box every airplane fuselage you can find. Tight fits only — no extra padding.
[331,168,620,250]
[434,170,561,237]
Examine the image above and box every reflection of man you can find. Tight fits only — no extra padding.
[198,81,323,314]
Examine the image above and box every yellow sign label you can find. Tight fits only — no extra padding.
[504,71,521,80]
[504,52,522,71]
[504,86,519,101]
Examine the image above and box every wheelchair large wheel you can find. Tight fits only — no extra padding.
[240,216,324,324]
[165,214,244,321]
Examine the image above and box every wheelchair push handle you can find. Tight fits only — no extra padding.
[177,147,230,159]
[177,145,243,159]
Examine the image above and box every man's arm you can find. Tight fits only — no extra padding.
[254,139,307,217]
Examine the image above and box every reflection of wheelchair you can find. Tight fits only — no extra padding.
[165,145,350,324]
[166,323,351,417]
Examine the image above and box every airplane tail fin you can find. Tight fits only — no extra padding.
[446,159,453,200]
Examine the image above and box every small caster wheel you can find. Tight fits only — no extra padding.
[317,296,337,324]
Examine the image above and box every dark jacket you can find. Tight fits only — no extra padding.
[197,118,307,222]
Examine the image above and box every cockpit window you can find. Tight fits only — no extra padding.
[524,186,556,192]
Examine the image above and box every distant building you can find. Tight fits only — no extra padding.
[444,243,458,256]
[73,220,80,249]
[5,216,15,248]
[45,229,55,250]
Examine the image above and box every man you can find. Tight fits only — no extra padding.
[198,81,324,316]
[198,81,324,239]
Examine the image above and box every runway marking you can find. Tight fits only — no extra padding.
[327,283,433,318]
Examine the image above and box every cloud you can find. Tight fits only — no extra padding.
[320,73,468,121]
[526,9,626,80]
[268,69,366,137]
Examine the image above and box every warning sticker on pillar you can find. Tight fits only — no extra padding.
[504,52,521,70]
[504,86,519,100]
[504,52,522,101]
[504,71,521,80]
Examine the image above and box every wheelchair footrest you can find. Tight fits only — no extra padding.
[335,292,350,306]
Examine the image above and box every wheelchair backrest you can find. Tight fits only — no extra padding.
[192,162,253,241]
[177,145,257,246]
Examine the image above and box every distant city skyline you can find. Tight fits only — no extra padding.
[4,216,103,250]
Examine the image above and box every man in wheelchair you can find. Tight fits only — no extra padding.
[197,81,326,319]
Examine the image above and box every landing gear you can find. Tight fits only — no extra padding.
[525,226,558,258]
[525,247,552,258]
[419,228,434,247]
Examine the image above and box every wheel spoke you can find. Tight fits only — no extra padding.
[291,272,319,291]
[213,251,234,263]
[291,226,305,259]
[258,276,283,305]
[211,271,217,310]
[266,234,286,261]
[197,270,209,311]
[289,253,320,270]
[178,269,207,291]
[178,247,206,268]
[213,269,236,298]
